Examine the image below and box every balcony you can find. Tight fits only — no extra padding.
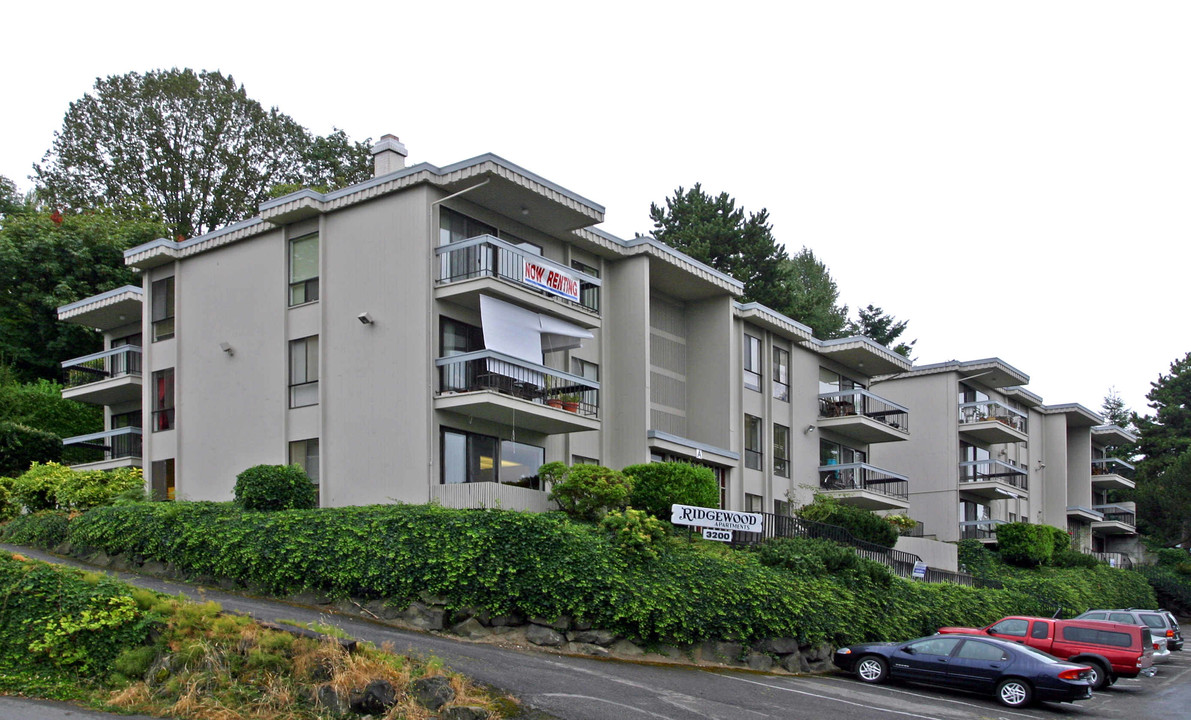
[817,389,910,444]
[1092,504,1137,535]
[958,400,1028,445]
[959,459,1028,499]
[435,235,601,326]
[435,349,600,435]
[1091,458,1136,491]
[960,519,1006,542]
[818,462,910,511]
[62,427,142,470]
[61,346,142,405]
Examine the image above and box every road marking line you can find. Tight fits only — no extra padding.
[797,675,1051,719]
[706,672,948,720]
[532,694,684,719]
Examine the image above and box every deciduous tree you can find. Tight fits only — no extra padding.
[35,69,371,239]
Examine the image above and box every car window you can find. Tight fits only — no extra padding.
[988,619,1029,637]
[1080,612,1107,621]
[905,637,963,657]
[1013,643,1066,663]
[1063,626,1133,648]
[1109,613,1136,624]
[1031,622,1049,639]
[956,640,1008,661]
[1139,614,1166,629]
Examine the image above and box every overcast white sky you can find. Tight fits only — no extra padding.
[3,1,1187,416]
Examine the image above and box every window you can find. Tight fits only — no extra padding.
[1061,626,1132,648]
[152,369,174,431]
[904,637,962,657]
[773,424,790,478]
[289,233,319,306]
[1031,622,1049,640]
[441,429,544,487]
[745,493,763,513]
[289,336,319,407]
[440,207,497,245]
[289,438,320,505]
[573,455,599,465]
[440,318,483,392]
[745,415,762,470]
[743,334,761,391]
[151,459,175,501]
[772,347,789,401]
[774,499,791,516]
[151,277,175,341]
[571,260,600,311]
[571,358,599,410]
[988,619,1029,637]
[111,410,142,429]
[956,640,1007,662]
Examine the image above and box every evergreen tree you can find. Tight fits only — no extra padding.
[848,304,916,358]
[1131,352,1191,546]
[782,247,849,339]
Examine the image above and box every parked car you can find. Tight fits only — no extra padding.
[1074,609,1183,652]
[937,616,1155,690]
[833,634,1094,708]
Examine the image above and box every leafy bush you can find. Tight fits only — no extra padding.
[0,421,61,477]
[1152,547,1190,567]
[1134,564,1191,616]
[0,477,17,522]
[233,464,317,512]
[55,466,143,511]
[0,552,154,677]
[600,508,669,558]
[544,462,633,520]
[1051,549,1100,569]
[622,462,718,520]
[995,522,1054,567]
[0,511,71,549]
[12,461,65,512]
[796,495,899,547]
[0,371,102,465]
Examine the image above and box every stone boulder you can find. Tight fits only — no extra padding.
[349,679,397,715]
[568,628,616,646]
[401,601,446,631]
[411,675,455,711]
[526,624,566,647]
[443,707,489,720]
[450,617,491,639]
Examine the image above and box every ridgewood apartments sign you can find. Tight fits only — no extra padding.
[670,504,762,532]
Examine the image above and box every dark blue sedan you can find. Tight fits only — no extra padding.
[833,634,1094,708]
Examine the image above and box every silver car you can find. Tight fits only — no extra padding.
[1075,609,1174,662]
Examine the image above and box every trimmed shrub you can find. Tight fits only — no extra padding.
[0,511,71,549]
[796,495,899,547]
[55,466,143,511]
[995,522,1054,567]
[1051,549,1101,569]
[1044,525,1070,554]
[233,465,317,512]
[544,462,633,520]
[12,461,66,512]
[600,508,669,558]
[1134,564,1191,616]
[0,421,61,477]
[0,477,17,522]
[622,462,718,520]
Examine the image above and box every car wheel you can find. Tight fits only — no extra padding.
[1085,661,1109,690]
[996,678,1033,708]
[855,655,889,684]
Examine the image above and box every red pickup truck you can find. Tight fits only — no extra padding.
[939,616,1155,690]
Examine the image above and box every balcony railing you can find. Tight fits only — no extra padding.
[62,346,142,388]
[960,519,1006,540]
[818,462,909,500]
[436,349,600,416]
[1093,504,1136,527]
[62,427,142,462]
[818,389,909,432]
[960,459,1029,490]
[435,235,601,314]
[1092,457,1136,480]
[1086,551,1133,569]
[959,400,1028,434]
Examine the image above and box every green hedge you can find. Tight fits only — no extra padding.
[796,495,899,547]
[622,462,718,520]
[63,503,1158,646]
[234,464,316,511]
[0,511,71,549]
[1134,565,1191,616]
[996,522,1055,567]
[0,552,154,680]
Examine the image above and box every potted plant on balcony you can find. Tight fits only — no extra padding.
[557,393,581,413]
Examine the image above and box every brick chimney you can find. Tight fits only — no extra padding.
[370,134,408,176]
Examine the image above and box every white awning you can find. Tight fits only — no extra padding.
[480,295,593,363]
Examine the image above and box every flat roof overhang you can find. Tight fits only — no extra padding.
[818,488,910,512]
[57,286,143,331]
[435,392,600,435]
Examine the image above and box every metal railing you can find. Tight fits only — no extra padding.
[729,512,998,588]
[435,349,600,416]
[62,346,142,388]
[960,519,1006,540]
[818,462,909,500]
[959,400,1028,434]
[1091,458,1136,480]
[959,459,1029,490]
[435,235,602,314]
[62,427,142,461]
[818,389,909,432]
[1086,551,1133,569]
[1093,505,1136,527]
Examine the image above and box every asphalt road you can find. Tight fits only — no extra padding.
[3,543,1189,720]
